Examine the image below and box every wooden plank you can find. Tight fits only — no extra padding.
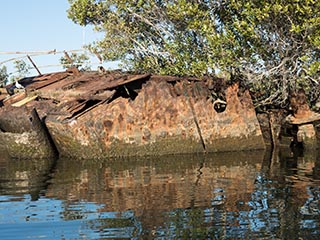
[68,90,116,120]
[0,88,8,95]
[35,75,69,90]
[3,92,26,105]
[151,75,202,82]
[12,95,38,107]
[103,74,151,90]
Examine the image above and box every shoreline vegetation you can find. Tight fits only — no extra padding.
[67,0,320,111]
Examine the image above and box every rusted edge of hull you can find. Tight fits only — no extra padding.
[0,108,57,159]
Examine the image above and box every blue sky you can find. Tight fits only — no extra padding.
[0,0,109,77]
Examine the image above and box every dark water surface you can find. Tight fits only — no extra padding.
[0,148,320,239]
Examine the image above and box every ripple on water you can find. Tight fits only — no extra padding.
[0,194,142,239]
[1,149,320,239]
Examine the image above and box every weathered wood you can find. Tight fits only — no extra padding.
[27,55,42,75]
[102,73,151,89]
[63,51,73,65]
[29,72,70,90]
[12,95,38,107]
[0,88,8,94]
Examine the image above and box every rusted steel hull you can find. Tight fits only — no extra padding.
[45,77,265,158]
[0,107,57,159]
[192,83,264,152]
[0,70,265,159]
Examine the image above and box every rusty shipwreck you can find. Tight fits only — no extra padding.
[0,68,266,159]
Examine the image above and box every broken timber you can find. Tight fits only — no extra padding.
[0,69,266,159]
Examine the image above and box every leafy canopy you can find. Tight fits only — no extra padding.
[0,60,31,85]
[10,60,31,83]
[60,52,91,71]
[67,0,320,107]
[0,66,8,86]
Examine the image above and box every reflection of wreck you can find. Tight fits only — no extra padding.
[0,154,55,199]
[0,68,265,158]
[45,151,265,231]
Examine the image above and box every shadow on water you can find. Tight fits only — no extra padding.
[1,148,320,239]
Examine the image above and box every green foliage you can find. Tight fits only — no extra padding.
[60,53,91,71]
[67,0,320,107]
[14,60,30,76]
[0,66,8,86]
[10,60,31,83]
[212,0,320,107]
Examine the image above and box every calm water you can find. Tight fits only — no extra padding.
[0,148,320,239]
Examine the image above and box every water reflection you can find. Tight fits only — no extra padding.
[0,148,320,239]
[0,155,55,200]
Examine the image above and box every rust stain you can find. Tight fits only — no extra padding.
[0,69,265,158]
[287,89,320,125]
